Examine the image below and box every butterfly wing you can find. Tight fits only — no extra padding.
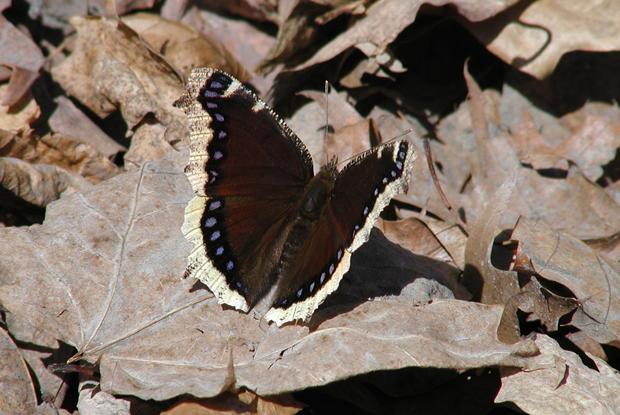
[265,141,416,325]
[177,68,314,311]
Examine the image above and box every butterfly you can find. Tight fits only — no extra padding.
[174,68,415,326]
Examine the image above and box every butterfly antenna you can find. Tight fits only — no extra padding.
[336,127,413,168]
[323,80,330,143]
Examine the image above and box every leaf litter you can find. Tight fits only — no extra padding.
[0,1,619,414]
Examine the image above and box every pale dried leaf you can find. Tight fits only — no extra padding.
[294,0,518,71]
[512,218,620,344]
[77,381,131,415]
[439,79,620,239]
[380,218,467,298]
[51,16,184,129]
[49,96,126,158]
[0,327,37,414]
[510,111,569,171]
[0,157,91,207]
[463,177,519,304]
[181,6,276,94]
[498,276,578,344]
[468,0,620,79]
[557,103,620,181]
[124,123,175,169]
[0,15,44,106]
[87,0,157,16]
[122,12,250,81]
[299,88,362,129]
[161,392,303,415]
[286,99,327,172]
[0,85,40,132]
[0,151,540,400]
[258,2,325,73]
[323,119,372,162]
[199,0,278,23]
[24,0,87,32]
[496,335,620,413]
[0,131,121,183]
[565,331,608,361]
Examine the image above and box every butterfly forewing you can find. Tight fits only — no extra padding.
[178,68,314,310]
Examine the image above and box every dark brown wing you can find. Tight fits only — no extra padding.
[265,141,416,325]
[178,68,314,311]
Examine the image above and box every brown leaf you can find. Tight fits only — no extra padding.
[298,88,368,163]
[565,331,608,362]
[51,16,184,129]
[0,84,40,132]
[124,122,175,168]
[0,131,121,183]
[511,218,620,344]
[496,335,620,412]
[510,111,569,172]
[0,327,37,414]
[23,1,87,33]
[0,156,91,207]
[122,12,250,81]
[463,177,520,304]
[293,0,518,72]
[557,103,620,182]
[181,6,275,93]
[381,217,464,276]
[0,151,539,400]
[258,2,325,73]
[467,1,620,79]
[437,77,620,239]
[161,392,303,415]
[196,0,279,24]
[0,15,44,106]
[498,276,578,344]
[49,96,126,158]
[85,0,157,16]
[77,381,131,415]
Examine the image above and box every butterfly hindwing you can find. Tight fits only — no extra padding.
[264,141,416,325]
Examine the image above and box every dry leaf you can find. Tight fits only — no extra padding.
[468,0,620,79]
[198,0,279,24]
[324,119,372,162]
[0,15,44,106]
[496,335,620,413]
[510,110,569,172]
[0,151,540,401]
[77,381,131,415]
[498,277,578,344]
[0,131,121,183]
[293,0,518,72]
[511,218,620,345]
[51,16,184,129]
[181,6,275,93]
[0,326,37,414]
[258,2,326,73]
[557,103,620,182]
[49,96,126,158]
[124,122,175,168]
[381,217,465,283]
[463,177,519,304]
[0,156,91,207]
[0,84,40,132]
[122,12,250,81]
[161,392,303,415]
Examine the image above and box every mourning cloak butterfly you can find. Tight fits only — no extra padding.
[175,68,416,326]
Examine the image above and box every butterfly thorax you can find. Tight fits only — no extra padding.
[300,163,337,220]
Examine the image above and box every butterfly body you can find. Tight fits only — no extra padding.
[176,67,415,326]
